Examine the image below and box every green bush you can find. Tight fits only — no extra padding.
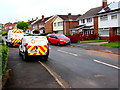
[33,29,40,34]
[2,31,8,36]
[2,46,8,74]
[65,34,71,36]
[0,31,2,34]
[0,37,8,77]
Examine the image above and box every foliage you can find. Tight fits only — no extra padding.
[66,33,97,43]
[78,40,108,43]
[65,34,71,36]
[0,37,8,78]
[2,46,8,74]
[2,31,8,36]
[100,42,120,48]
[33,29,40,34]
[0,31,2,34]
[17,22,28,30]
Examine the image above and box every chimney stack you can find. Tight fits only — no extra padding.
[102,0,107,8]
[36,17,38,19]
[42,15,44,20]
[68,13,72,20]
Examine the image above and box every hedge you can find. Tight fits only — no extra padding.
[66,33,96,43]
[0,37,8,79]
[2,31,8,36]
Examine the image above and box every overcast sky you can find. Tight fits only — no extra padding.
[0,0,119,24]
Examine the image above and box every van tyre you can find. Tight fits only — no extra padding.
[6,42,10,47]
[23,52,28,61]
[44,55,48,61]
[19,49,22,56]
[41,55,48,62]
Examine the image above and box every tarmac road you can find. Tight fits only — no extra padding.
[4,45,119,89]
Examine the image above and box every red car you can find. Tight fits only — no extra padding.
[47,33,70,45]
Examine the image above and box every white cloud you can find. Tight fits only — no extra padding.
[1,0,120,24]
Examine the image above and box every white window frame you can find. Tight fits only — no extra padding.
[100,15,108,21]
[99,28,109,37]
[111,14,117,20]
[87,18,92,23]
[58,22,63,26]
[54,22,56,27]
[81,19,85,23]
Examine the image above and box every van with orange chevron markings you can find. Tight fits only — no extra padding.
[6,29,24,46]
[19,36,49,61]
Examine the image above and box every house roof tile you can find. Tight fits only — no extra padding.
[58,15,79,20]
[77,6,102,20]
[33,16,52,25]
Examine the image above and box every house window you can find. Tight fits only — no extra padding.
[54,23,56,27]
[115,28,120,35]
[111,14,117,19]
[100,15,108,21]
[99,28,109,36]
[87,18,92,23]
[58,22,63,26]
[81,19,85,23]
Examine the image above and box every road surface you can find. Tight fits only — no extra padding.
[5,45,119,89]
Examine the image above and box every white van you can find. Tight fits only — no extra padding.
[19,36,49,61]
[6,29,24,46]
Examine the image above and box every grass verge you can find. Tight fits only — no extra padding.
[100,42,120,48]
[78,40,107,43]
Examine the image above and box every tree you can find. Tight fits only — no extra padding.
[17,22,28,31]
[33,29,40,34]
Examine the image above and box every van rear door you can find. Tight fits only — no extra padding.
[27,36,49,55]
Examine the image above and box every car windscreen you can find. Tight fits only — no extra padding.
[57,35,66,38]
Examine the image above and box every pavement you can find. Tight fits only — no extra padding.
[71,42,120,55]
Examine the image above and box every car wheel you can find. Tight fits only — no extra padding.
[57,42,60,46]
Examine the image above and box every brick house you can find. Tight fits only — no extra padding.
[26,18,38,34]
[3,22,17,31]
[97,1,120,42]
[52,13,80,34]
[31,15,55,33]
[71,0,108,38]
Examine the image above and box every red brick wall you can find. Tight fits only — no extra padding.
[63,21,79,34]
[99,37,109,40]
[45,17,55,33]
[109,27,120,42]
[3,24,17,31]
[94,16,98,37]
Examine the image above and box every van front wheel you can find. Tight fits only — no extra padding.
[23,52,28,61]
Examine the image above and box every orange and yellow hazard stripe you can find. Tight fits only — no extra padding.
[27,45,48,55]
[11,38,22,43]
[12,30,24,33]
